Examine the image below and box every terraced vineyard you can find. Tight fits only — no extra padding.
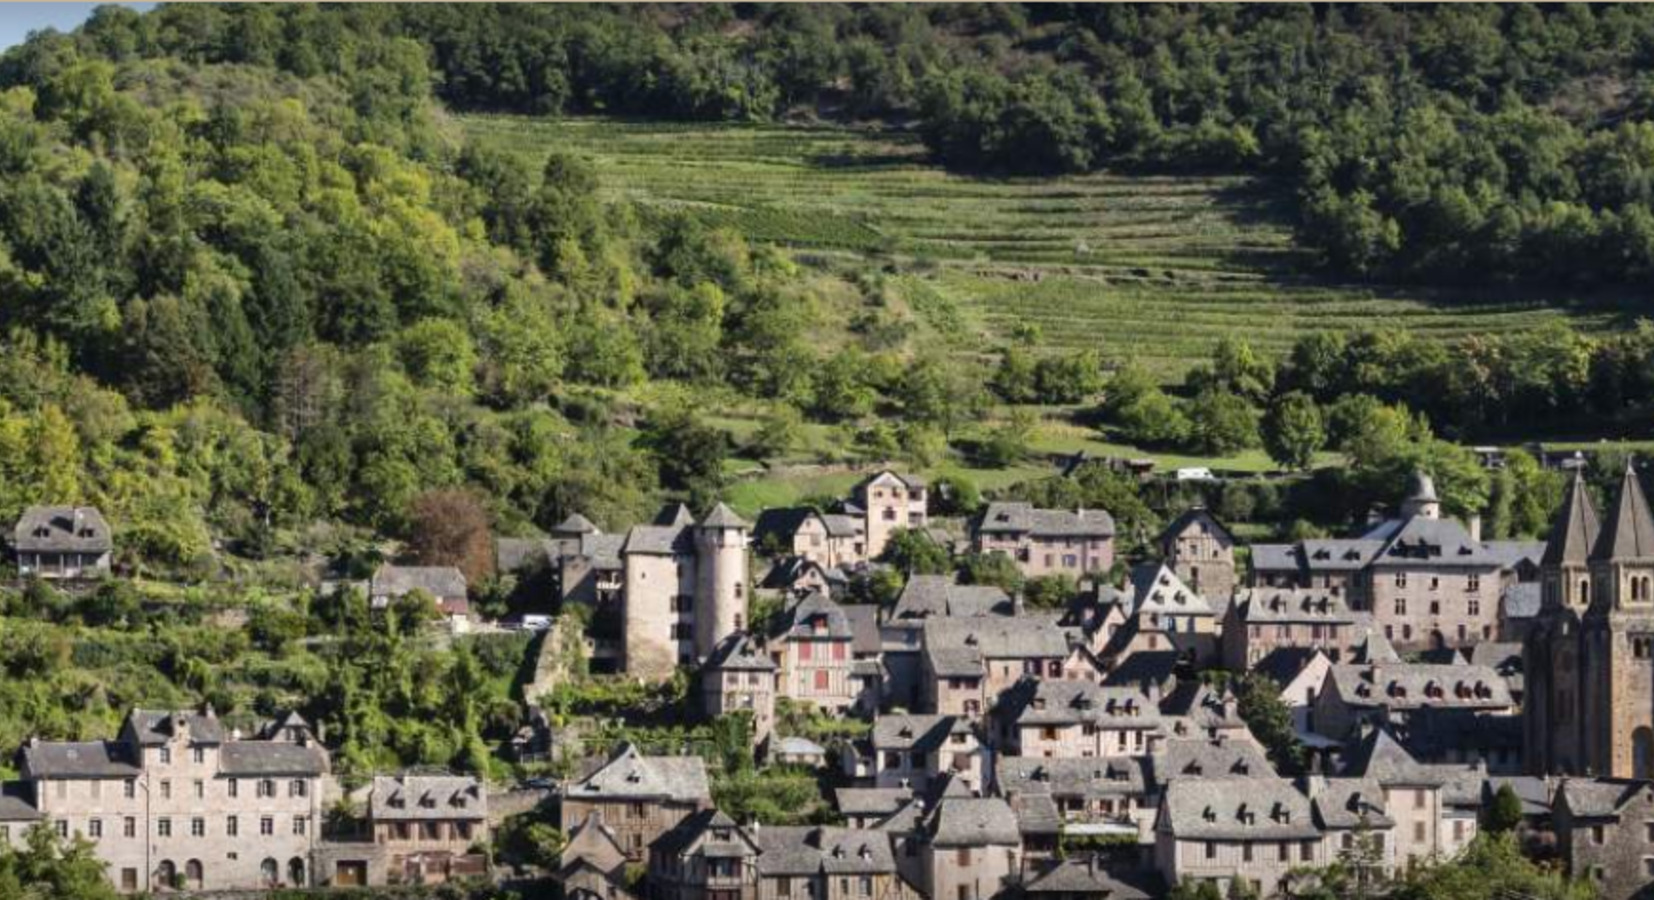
[463,116,1634,377]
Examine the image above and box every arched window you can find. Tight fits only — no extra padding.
[155,861,176,889]
[185,859,203,889]
[288,857,306,887]
[260,858,279,887]
[1635,728,1654,780]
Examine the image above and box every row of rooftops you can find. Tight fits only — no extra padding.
[18,708,328,780]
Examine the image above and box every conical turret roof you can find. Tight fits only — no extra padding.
[700,502,748,529]
[1592,461,1654,562]
[1542,468,1600,567]
[1405,470,1438,504]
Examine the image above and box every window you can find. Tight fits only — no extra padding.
[1638,637,1654,660]
[1644,859,1654,878]
[1468,598,1481,617]
[779,878,792,897]
[814,670,830,691]
[293,817,307,836]
[1415,789,1427,810]
[192,747,205,764]
[159,747,172,765]
[191,818,205,838]
[1467,574,1480,592]
[799,642,813,661]
[1414,822,1426,842]
[860,876,873,896]
[160,779,171,799]
[1394,598,1407,616]
[1279,842,1291,862]
[1395,573,1407,588]
[290,780,307,798]
[1242,844,1253,863]
[957,848,971,866]
[832,642,847,661]
[227,817,238,838]
[157,818,172,838]
[228,779,238,798]
[124,779,135,799]
[630,802,646,820]
[1430,576,1440,591]
[87,819,101,839]
[194,779,204,799]
[1594,825,1606,845]
[258,779,275,799]
[260,817,274,837]
[123,818,136,838]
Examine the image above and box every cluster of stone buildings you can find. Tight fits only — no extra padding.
[541,467,1654,900]
[0,709,488,891]
[26,460,1654,900]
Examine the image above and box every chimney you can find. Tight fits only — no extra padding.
[1467,515,1482,542]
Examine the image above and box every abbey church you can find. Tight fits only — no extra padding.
[1525,463,1654,778]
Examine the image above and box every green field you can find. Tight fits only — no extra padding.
[462,116,1636,378]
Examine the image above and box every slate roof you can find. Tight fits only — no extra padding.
[1161,778,1320,840]
[1159,683,1243,730]
[926,796,1022,847]
[1150,739,1273,787]
[922,616,1069,663]
[704,633,777,672]
[1370,516,1502,569]
[701,503,748,530]
[1340,726,1477,787]
[1102,650,1181,691]
[1325,663,1513,712]
[653,809,757,860]
[0,785,41,822]
[219,741,329,776]
[13,505,111,553]
[1129,564,1213,617]
[574,533,626,569]
[776,591,854,641]
[558,810,628,879]
[1252,647,1328,690]
[977,502,1115,538]
[370,564,467,599]
[1158,507,1233,550]
[1402,709,1523,760]
[856,471,927,493]
[1300,539,1385,571]
[655,503,696,528]
[996,756,1150,798]
[1558,778,1651,819]
[1544,470,1600,567]
[753,508,818,545]
[125,709,226,745]
[1482,541,1545,572]
[836,787,912,817]
[755,827,899,875]
[1000,679,1162,730]
[552,513,600,535]
[842,605,882,656]
[1023,860,1153,899]
[1310,778,1393,829]
[871,715,971,753]
[565,743,711,803]
[1349,627,1401,664]
[892,575,1013,620]
[19,741,140,779]
[623,523,693,556]
[370,774,486,821]
[1249,544,1301,573]
[1594,463,1654,562]
[496,537,554,573]
[1230,588,1355,624]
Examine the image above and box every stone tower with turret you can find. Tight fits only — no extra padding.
[1524,468,1599,775]
[694,503,750,663]
[1580,462,1654,777]
[1399,470,1441,520]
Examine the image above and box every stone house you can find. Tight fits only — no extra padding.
[972,502,1115,579]
[364,774,488,886]
[1311,662,1515,742]
[772,591,857,713]
[1127,565,1219,665]
[1303,777,1398,876]
[1222,588,1366,670]
[993,679,1164,758]
[1552,778,1654,900]
[996,755,1157,843]
[1158,683,1256,748]
[862,714,985,794]
[921,796,1023,900]
[1338,727,1481,867]
[1021,858,1154,900]
[13,505,112,580]
[1251,473,1534,652]
[556,810,637,900]
[1251,648,1334,735]
[754,824,921,900]
[919,617,1069,717]
[1153,777,1326,898]
[0,784,42,849]
[834,787,913,829]
[703,634,779,747]
[1158,508,1237,600]
[753,508,867,570]
[369,564,470,631]
[621,504,750,679]
[14,707,327,893]
[854,471,929,562]
[650,808,763,900]
[560,744,712,861]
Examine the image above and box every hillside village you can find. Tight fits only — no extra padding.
[2,459,1652,900]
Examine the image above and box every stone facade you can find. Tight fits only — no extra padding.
[1159,508,1237,600]
[855,472,928,562]
[972,502,1114,579]
[15,708,327,893]
[622,504,752,680]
